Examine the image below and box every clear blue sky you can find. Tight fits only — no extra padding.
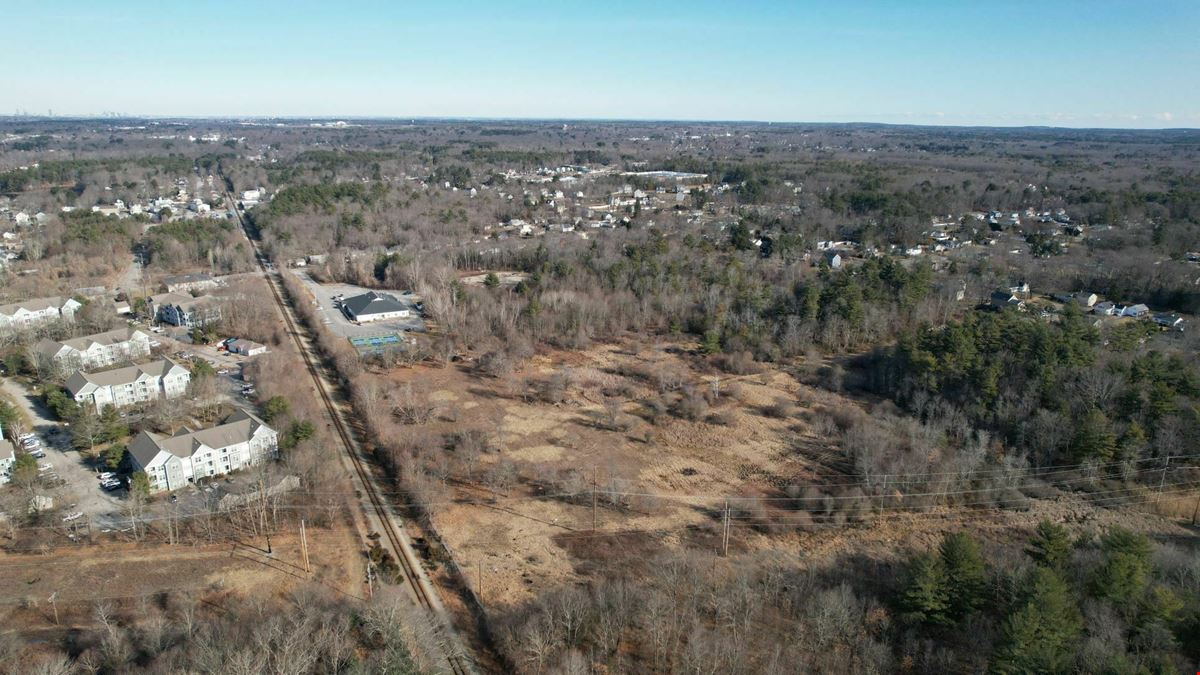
[5,0,1198,128]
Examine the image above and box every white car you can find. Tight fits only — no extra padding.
[62,511,83,522]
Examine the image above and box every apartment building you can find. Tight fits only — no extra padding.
[34,327,152,371]
[0,296,82,330]
[66,358,191,412]
[128,409,277,492]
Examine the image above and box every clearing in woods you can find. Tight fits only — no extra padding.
[385,340,1198,610]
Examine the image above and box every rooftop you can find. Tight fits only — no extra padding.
[342,290,407,317]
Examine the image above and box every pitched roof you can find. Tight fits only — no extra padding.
[66,358,187,396]
[0,296,76,317]
[128,409,271,468]
[37,327,148,358]
[163,273,214,285]
[0,438,13,463]
[150,292,196,306]
[342,291,407,317]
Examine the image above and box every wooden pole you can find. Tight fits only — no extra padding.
[1159,455,1172,493]
[592,467,598,532]
[721,500,730,557]
[300,519,311,574]
[1191,490,1200,527]
[48,592,58,625]
[477,558,483,602]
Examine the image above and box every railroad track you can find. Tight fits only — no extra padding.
[223,188,474,675]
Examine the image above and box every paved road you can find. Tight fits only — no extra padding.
[1,377,126,527]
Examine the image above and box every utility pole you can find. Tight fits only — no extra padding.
[721,500,730,557]
[48,592,58,625]
[366,560,374,597]
[476,558,483,602]
[592,467,598,532]
[300,519,311,575]
[1159,455,1172,494]
[1191,489,1199,527]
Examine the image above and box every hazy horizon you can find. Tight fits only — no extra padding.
[4,0,1198,129]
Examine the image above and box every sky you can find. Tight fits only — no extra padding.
[3,0,1199,128]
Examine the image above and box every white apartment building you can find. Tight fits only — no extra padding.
[0,421,14,485]
[0,296,82,331]
[128,410,277,492]
[34,327,152,372]
[65,358,191,412]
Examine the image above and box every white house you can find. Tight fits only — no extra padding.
[0,296,82,331]
[66,358,191,412]
[34,327,152,372]
[340,291,410,323]
[227,338,267,356]
[1122,304,1150,318]
[128,410,278,493]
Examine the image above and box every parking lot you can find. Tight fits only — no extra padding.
[294,272,425,340]
[1,377,127,528]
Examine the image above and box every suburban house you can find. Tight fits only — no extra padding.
[162,273,221,294]
[0,296,82,330]
[823,251,844,269]
[34,327,152,371]
[990,289,1026,311]
[128,409,278,492]
[1121,304,1150,318]
[1092,301,1116,316]
[1073,292,1098,308]
[1006,281,1031,299]
[66,358,191,412]
[341,291,410,323]
[1152,313,1185,331]
[150,292,222,328]
[227,338,267,356]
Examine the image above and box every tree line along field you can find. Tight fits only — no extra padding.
[2,119,1199,672]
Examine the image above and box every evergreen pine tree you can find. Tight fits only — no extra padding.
[1027,520,1072,569]
[991,567,1082,674]
[940,532,988,620]
[898,551,951,626]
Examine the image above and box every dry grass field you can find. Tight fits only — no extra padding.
[0,523,363,633]
[383,341,1196,611]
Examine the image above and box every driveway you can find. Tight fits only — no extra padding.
[1,377,127,528]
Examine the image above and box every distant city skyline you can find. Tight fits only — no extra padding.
[4,0,1198,129]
